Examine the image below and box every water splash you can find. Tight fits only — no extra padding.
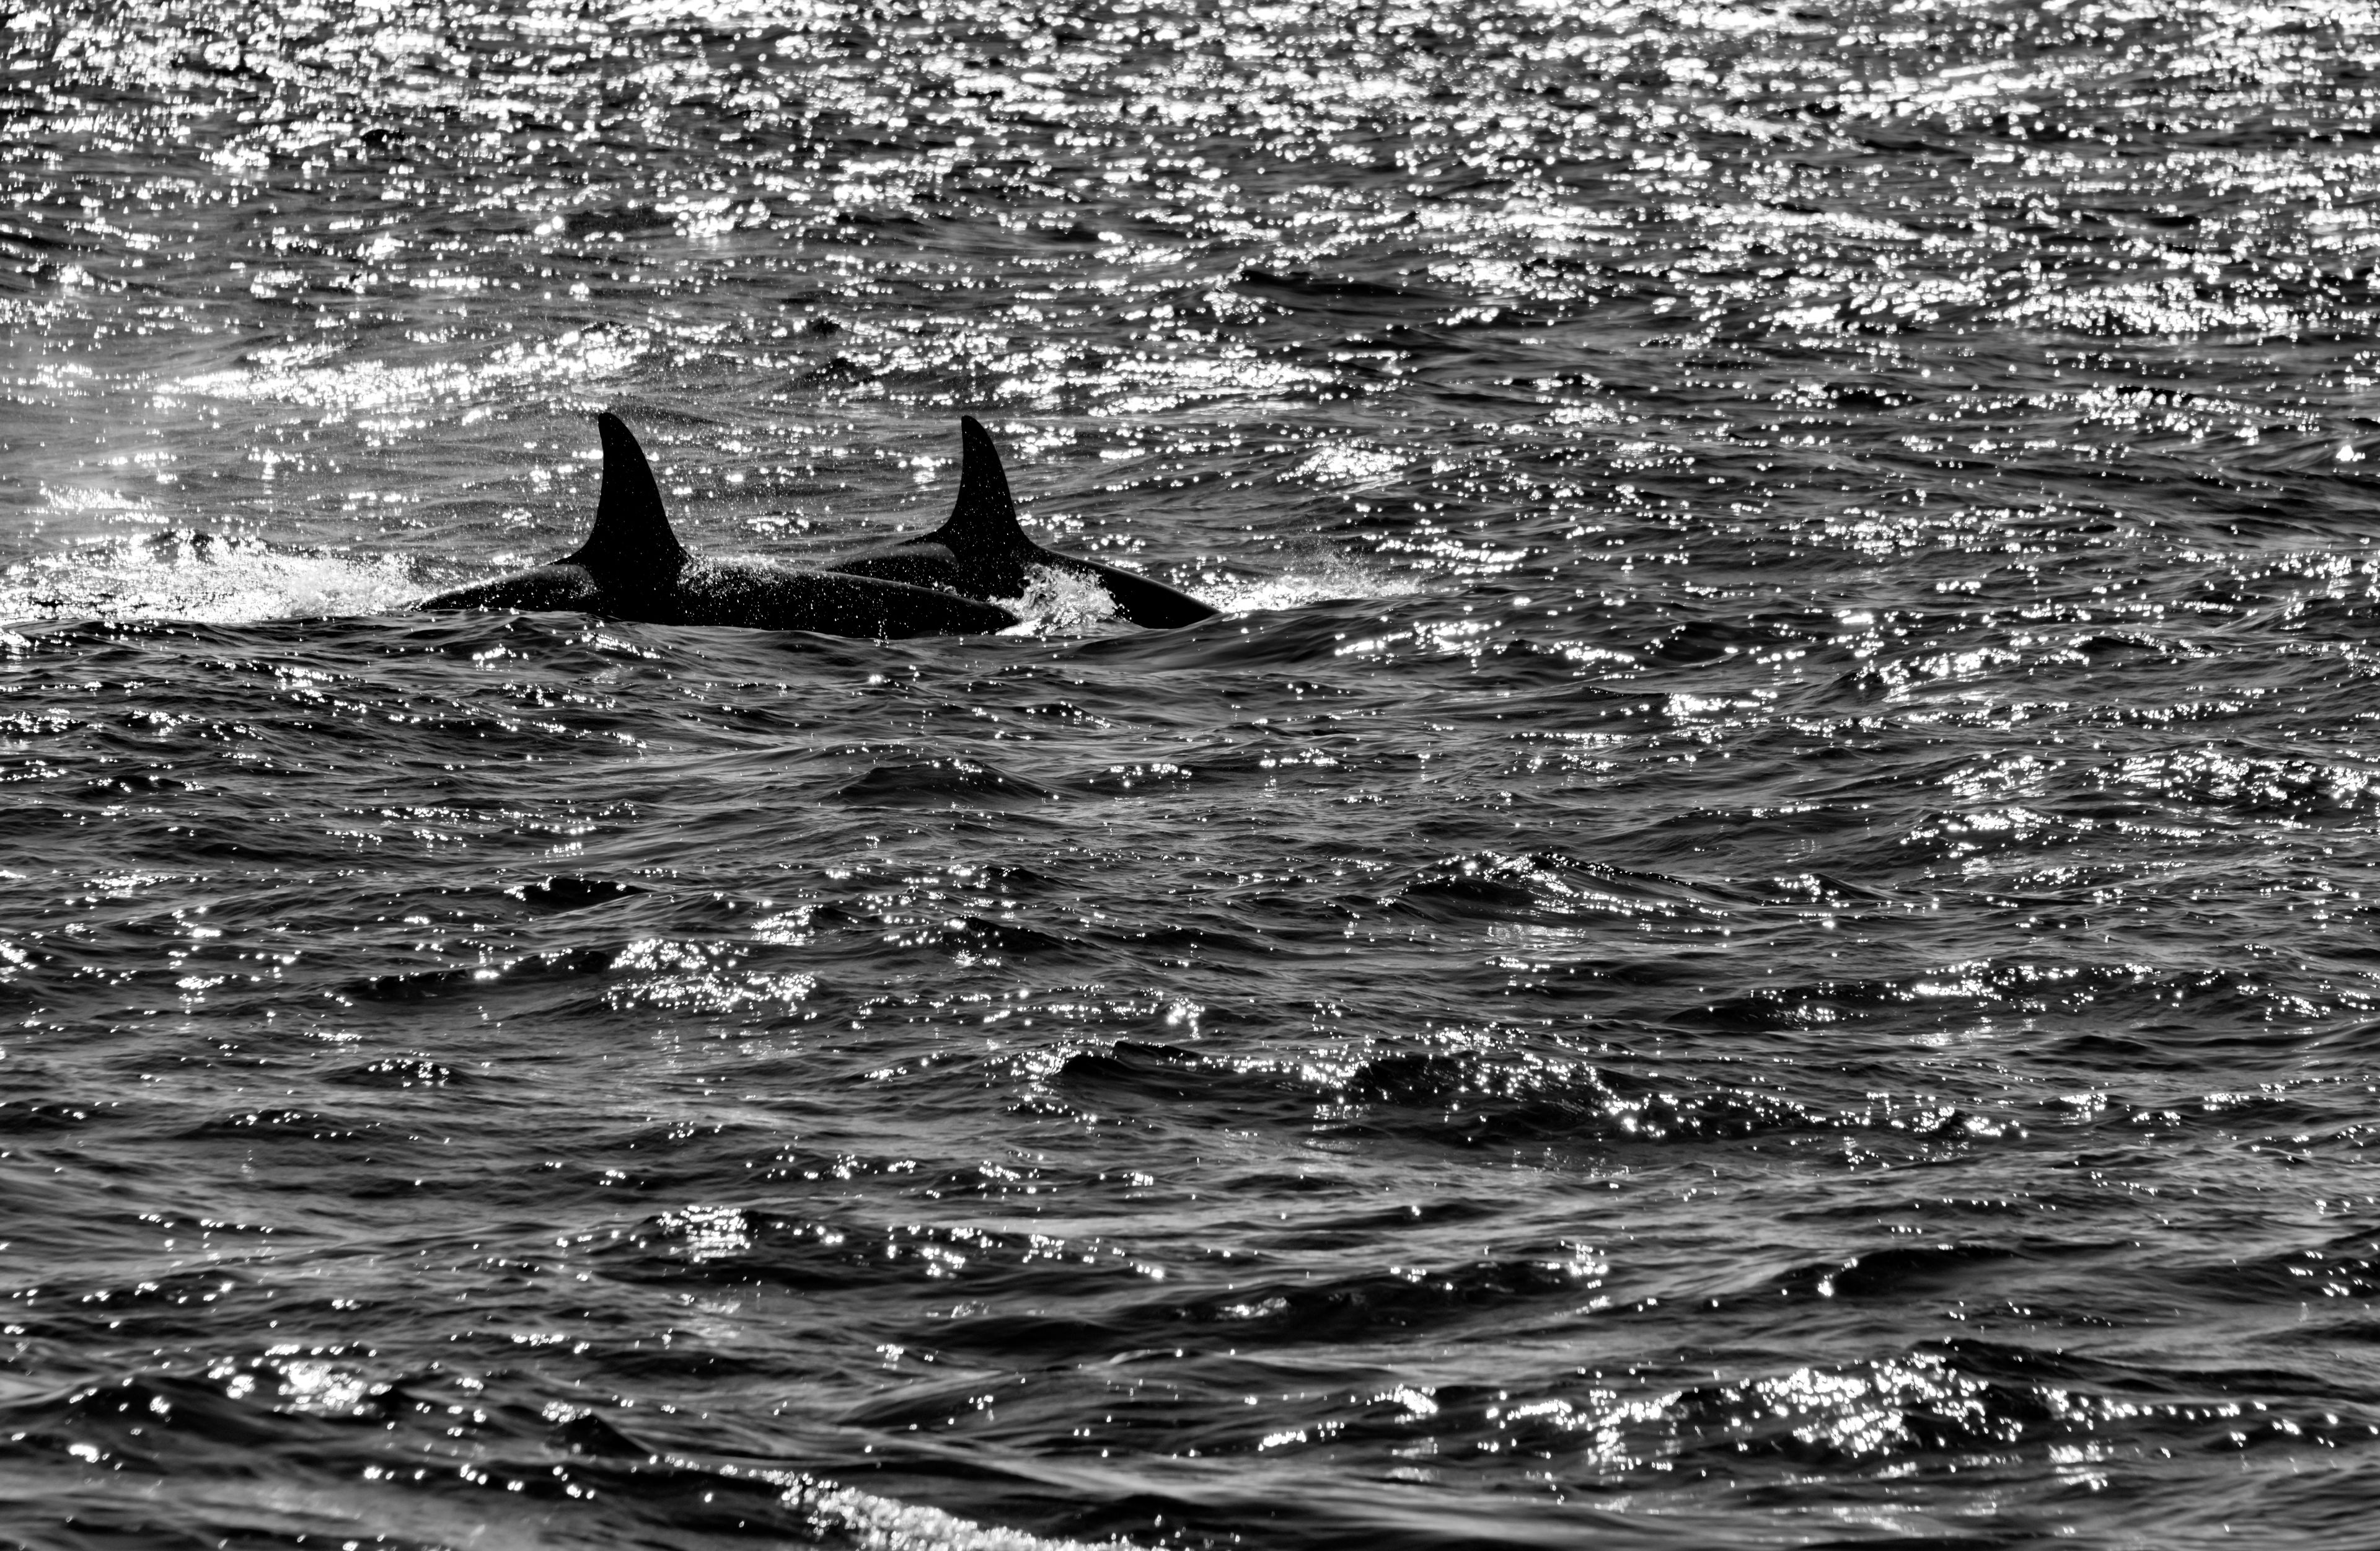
[1,532,420,624]
[996,563,1126,636]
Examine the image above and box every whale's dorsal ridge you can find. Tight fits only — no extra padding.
[565,412,687,578]
[934,415,1031,557]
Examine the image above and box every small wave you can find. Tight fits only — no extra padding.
[2105,746,2380,820]
[1201,545,1418,613]
[1386,849,1726,929]
[1,1366,1142,1551]
[346,946,614,1004]
[1166,1253,1600,1345]
[327,1054,462,1089]
[830,759,1065,810]
[1338,1046,1838,1147]
[506,875,644,914]
[1038,1037,1849,1151]
[1290,443,1408,487]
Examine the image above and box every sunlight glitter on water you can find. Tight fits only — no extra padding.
[15,0,2380,1546]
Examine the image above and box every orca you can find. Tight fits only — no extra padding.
[826,417,1220,629]
[418,413,1020,637]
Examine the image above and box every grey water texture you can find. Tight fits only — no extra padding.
[6,2,2380,1548]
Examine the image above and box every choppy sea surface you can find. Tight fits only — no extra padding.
[10,1,2380,1545]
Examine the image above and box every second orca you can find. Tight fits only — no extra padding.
[418,413,1019,638]
[826,417,1220,629]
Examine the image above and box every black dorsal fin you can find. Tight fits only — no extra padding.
[563,412,686,577]
[932,415,1032,555]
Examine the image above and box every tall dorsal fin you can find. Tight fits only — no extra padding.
[563,412,686,577]
[932,415,1032,555]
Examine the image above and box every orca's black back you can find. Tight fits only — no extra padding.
[833,541,1034,601]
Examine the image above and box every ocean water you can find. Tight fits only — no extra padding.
[8,1,2380,1545]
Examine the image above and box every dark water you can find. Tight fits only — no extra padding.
[9,1,2380,1545]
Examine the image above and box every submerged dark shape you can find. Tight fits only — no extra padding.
[827,417,1220,629]
[418,414,1020,638]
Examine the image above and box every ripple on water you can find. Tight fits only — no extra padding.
[13,0,2380,1547]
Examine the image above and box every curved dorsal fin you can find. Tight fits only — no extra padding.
[564,412,686,577]
[931,415,1032,555]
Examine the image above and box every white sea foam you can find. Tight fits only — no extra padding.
[0,536,419,625]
